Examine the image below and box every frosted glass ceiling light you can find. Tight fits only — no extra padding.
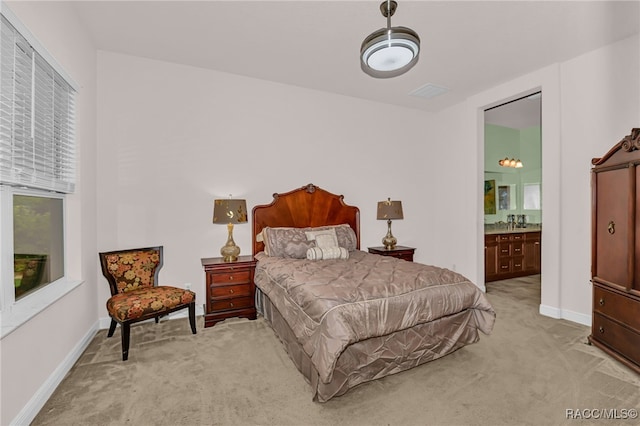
[361,0,420,78]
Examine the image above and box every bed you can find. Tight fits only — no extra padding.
[252,183,496,402]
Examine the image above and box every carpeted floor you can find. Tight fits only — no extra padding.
[32,275,640,426]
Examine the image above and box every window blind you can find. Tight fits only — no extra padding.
[0,14,76,193]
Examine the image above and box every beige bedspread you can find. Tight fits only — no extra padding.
[254,250,496,384]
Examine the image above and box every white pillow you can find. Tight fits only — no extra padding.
[306,246,349,260]
[305,228,338,248]
[305,228,348,260]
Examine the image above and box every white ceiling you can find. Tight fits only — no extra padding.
[70,0,639,122]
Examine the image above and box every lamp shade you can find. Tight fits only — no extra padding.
[377,199,404,220]
[212,199,248,224]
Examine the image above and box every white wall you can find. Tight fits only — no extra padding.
[95,51,440,316]
[557,34,639,319]
[1,2,98,425]
[458,33,639,324]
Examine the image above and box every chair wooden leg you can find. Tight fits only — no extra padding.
[121,323,131,361]
[188,302,197,334]
[107,319,117,337]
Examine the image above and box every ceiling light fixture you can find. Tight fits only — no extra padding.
[360,0,420,78]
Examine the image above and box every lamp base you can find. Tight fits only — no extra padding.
[220,223,240,262]
[382,219,397,250]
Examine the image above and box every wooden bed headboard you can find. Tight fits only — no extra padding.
[252,183,361,255]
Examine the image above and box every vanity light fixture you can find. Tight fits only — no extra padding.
[498,157,523,168]
[360,0,420,78]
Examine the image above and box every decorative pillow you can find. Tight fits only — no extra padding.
[309,224,357,251]
[305,228,339,249]
[261,227,313,258]
[305,228,349,260]
[260,224,357,258]
[306,246,349,260]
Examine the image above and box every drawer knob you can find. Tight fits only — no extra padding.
[229,276,233,280]
[608,221,615,234]
[229,289,234,294]
[599,298,604,306]
[229,302,234,307]
[599,326,604,334]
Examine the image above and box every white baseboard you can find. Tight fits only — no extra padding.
[539,304,591,326]
[10,321,99,426]
[14,305,207,426]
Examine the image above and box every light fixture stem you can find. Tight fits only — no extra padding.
[386,0,392,29]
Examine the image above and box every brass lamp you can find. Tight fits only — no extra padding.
[377,198,404,250]
[212,198,248,262]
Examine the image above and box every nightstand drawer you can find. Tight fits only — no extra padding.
[210,296,253,312]
[367,246,415,262]
[395,253,414,262]
[210,270,251,285]
[210,283,251,299]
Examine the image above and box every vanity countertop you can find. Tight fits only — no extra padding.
[484,224,542,235]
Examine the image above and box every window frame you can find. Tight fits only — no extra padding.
[523,182,542,211]
[0,6,81,338]
[0,186,81,338]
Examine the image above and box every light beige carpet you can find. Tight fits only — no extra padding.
[33,276,640,426]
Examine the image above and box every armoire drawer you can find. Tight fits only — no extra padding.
[592,313,640,366]
[593,285,640,332]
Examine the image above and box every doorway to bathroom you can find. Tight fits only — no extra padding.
[483,93,542,287]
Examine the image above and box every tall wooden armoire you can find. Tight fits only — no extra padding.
[590,128,640,373]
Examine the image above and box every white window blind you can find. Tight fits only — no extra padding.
[0,14,76,193]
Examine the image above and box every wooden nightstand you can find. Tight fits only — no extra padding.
[368,246,415,262]
[201,255,257,328]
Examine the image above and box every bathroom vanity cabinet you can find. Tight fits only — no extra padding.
[485,230,541,282]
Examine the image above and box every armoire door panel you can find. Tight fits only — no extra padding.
[595,168,630,286]
[634,167,640,291]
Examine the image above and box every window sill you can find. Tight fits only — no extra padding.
[1,278,83,339]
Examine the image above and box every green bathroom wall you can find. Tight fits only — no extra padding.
[484,124,542,224]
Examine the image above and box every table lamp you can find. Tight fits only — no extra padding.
[377,198,403,250]
[213,198,247,262]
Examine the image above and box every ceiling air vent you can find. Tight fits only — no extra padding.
[409,83,449,99]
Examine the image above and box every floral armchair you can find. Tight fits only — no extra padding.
[99,246,196,360]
